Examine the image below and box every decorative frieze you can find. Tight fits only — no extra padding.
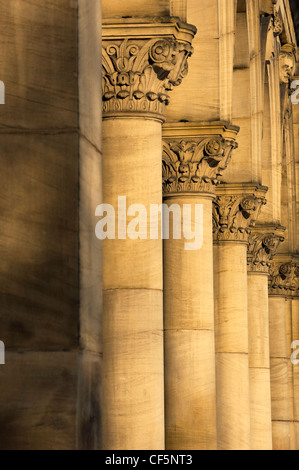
[102,20,196,120]
[162,122,239,195]
[213,185,268,243]
[247,229,285,274]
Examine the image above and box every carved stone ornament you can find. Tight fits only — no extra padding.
[272,10,283,37]
[162,136,238,195]
[213,191,267,243]
[269,261,299,297]
[102,37,194,120]
[279,44,296,85]
[162,122,239,196]
[247,233,285,274]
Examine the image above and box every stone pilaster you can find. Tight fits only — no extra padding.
[213,184,267,450]
[101,18,196,451]
[162,122,239,450]
[247,226,285,450]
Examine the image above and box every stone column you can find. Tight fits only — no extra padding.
[162,122,239,450]
[269,260,299,450]
[101,19,196,450]
[213,184,267,450]
[291,296,299,449]
[247,228,284,450]
[286,297,296,450]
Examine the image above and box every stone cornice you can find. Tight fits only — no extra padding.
[102,17,197,43]
[162,122,239,196]
[269,254,299,297]
[213,184,268,244]
[247,225,285,274]
[102,19,196,121]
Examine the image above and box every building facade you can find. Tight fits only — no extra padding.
[0,0,299,450]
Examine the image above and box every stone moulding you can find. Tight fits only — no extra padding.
[269,257,299,297]
[247,225,285,274]
[102,19,197,121]
[213,184,268,243]
[162,122,239,196]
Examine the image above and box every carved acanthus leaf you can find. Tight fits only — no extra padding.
[162,137,238,194]
[247,233,284,273]
[213,194,267,243]
[269,262,299,296]
[102,38,193,118]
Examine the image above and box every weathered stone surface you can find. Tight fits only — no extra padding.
[77,351,102,450]
[165,330,217,450]
[78,0,102,151]
[0,0,78,130]
[78,0,103,355]
[0,351,78,450]
[166,0,220,122]
[103,0,170,18]
[0,134,79,349]
[102,289,164,450]
[79,138,102,354]
[0,0,299,453]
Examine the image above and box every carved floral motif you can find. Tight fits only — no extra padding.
[102,38,193,118]
[269,262,299,296]
[162,137,238,194]
[213,195,267,243]
[247,233,284,273]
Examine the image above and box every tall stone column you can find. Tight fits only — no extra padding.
[101,19,196,450]
[269,260,299,450]
[291,295,299,449]
[213,184,267,450]
[247,228,284,450]
[162,122,239,450]
[286,297,296,450]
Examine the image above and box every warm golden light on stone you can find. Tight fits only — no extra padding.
[1,0,299,452]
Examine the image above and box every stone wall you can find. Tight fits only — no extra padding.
[0,0,102,450]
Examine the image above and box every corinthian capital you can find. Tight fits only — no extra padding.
[162,122,239,195]
[247,226,285,274]
[269,259,299,297]
[213,184,268,243]
[102,19,196,121]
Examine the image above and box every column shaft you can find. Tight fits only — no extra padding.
[101,19,196,450]
[247,272,272,450]
[269,296,291,450]
[214,242,251,450]
[162,122,239,450]
[291,298,299,449]
[286,298,296,449]
[164,195,217,450]
[102,118,164,450]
